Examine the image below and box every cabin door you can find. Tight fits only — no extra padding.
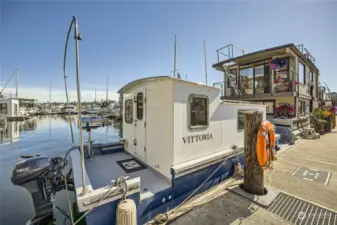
[133,88,146,161]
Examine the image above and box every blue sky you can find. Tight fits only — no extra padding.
[1,1,336,102]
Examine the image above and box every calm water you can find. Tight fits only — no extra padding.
[0,115,122,225]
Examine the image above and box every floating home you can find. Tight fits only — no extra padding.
[0,98,19,118]
[212,43,322,142]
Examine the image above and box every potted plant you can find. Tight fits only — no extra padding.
[274,102,295,118]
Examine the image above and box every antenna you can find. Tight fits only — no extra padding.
[203,39,208,85]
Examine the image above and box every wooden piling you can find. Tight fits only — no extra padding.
[242,111,265,195]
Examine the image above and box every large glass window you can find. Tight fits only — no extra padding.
[239,67,253,95]
[254,65,265,94]
[136,93,144,120]
[0,103,7,114]
[189,95,208,128]
[227,69,237,88]
[298,62,305,84]
[273,58,289,83]
[125,100,133,123]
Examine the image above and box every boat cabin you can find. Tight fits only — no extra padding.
[118,76,266,180]
[0,98,19,117]
[68,76,267,225]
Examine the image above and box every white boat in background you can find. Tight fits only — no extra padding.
[60,105,78,114]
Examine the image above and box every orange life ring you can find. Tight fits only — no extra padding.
[256,120,277,168]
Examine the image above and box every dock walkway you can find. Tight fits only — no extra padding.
[171,128,337,225]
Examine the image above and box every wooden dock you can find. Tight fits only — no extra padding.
[171,125,337,225]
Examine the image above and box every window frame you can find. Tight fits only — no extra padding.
[227,68,237,88]
[237,109,261,131]
[188,94,209,130]
[239,66,254,94]
[309,71,313,83]
[124,99,133,124]
[136,92,144,120]
[253,64,265,94]
[273,57,290,83]
[0,103,7,114]
[298,100,306,116]
[298,61,305,84]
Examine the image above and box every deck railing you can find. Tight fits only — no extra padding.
[216,44,245,62]
[296,44,315,64]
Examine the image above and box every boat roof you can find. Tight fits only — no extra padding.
[118,76,219,94]
[212,43,319,73]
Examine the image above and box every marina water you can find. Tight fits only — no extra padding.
[0,115,122,225]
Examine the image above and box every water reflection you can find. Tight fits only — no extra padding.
[0,115,122,225]
[0,115,122,145]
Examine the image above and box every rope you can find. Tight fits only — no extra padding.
[64,175,74,225]
[147,154,239,225]
[70,176,127,225]
[147,178,238,225]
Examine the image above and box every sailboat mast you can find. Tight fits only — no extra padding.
[203,39,208,85]
[15,69,19,98]
[106,77,109,102]
[95,86,97,103]
[49,83,51,103]
[173,35,177,78]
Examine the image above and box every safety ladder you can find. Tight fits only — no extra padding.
[223,63,243,96]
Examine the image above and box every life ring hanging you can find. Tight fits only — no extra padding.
[256,120,277,169]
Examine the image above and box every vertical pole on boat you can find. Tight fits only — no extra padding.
[106,77,109,102]
[94,86,97,104]
[242,111,264,195]
[15,69,19,98]
[203,39,208,85]
[173,35,177,78]
[49,83,51,104]
[73,16,87,195]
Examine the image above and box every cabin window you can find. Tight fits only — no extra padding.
[189,95,208,129]
[298,62,305,84]
[239,67,254,95]
[136,93,144,120]
[125,100,133,123]
[0,103,7,114]
[237,110,261,130]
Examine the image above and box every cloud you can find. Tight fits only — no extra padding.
[4,86,119,102]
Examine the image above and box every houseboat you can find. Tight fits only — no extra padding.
[11,76,268,225]
[212,43,322,142]
[0,98,20,120]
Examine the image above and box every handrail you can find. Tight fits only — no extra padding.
[216,44,245,62]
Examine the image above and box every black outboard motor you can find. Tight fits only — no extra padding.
[11,155,74,225]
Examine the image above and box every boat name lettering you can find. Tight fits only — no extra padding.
[182,133,213,144]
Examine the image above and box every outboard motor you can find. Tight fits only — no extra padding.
[11,155,74,225]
